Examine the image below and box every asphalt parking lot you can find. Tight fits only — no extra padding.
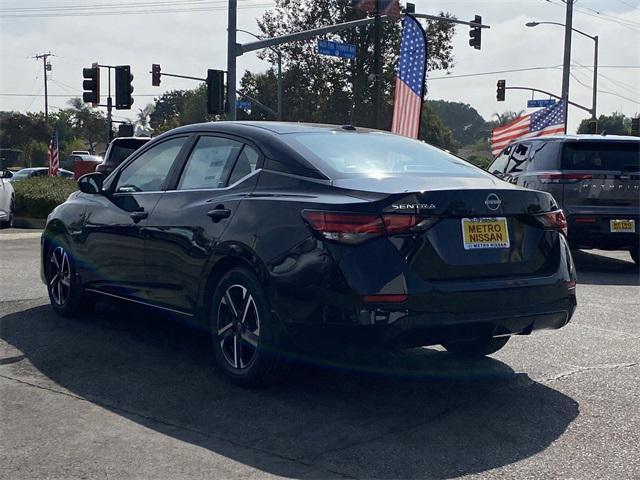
[1,229,639,479]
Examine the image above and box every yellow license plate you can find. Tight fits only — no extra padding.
[610,219,635,233]
[461,217,510,250]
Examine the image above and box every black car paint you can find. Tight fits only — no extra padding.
[43,122,576,350]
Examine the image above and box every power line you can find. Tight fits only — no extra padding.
[570,71,640,104]
[0,2,273,17]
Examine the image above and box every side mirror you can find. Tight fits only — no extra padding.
[0,169,13,179]
[78,171,104,194]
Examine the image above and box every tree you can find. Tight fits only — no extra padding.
[491,110,525,127]
[420,104,457,153]
[65,98,110,153]
[426,100,487,146]
[248,0,456,128]
[577,112,633,135]
[135,104,155,135]
[149,86,216,134]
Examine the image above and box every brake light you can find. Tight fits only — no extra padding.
[574,217,597,224]
[535,210,568,235]
[302,211,429,244]
[539,173,593,184]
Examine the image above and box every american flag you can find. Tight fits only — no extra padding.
[48,130,59,176]
[490,100,566,156]
[351,0,401,17]
[391,15,427,139]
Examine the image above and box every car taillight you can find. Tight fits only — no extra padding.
[302,211,432,245]
[535,210,568,235]
[539,173,593,184]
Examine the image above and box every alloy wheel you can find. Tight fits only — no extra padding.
[217,284,260,369]
[49,246,71,306]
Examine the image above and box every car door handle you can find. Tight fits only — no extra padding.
[207,207,231,222]
[130,210,148,223]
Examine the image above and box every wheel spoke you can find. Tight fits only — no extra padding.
[241,330,258,348]
[49,274,59,287]
[224,291,239,318]
[240,294,254,324]
[51,252,60,269]
[233,335,239,368]
[60,276,70,287]
[217,321,234,338]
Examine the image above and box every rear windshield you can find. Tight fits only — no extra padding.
[563,141,640,171]
[108,140,148,165]
[285,131,482,178]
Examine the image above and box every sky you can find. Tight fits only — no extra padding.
[1,0,639,135]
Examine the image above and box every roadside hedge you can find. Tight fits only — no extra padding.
[13,176,78,219]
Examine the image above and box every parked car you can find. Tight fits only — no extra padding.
[95,137,150,175]
[0,169,15,228]
[9,167,74,181]
[41,122,577,386]
[488,135,640,265]
[60,154,102,172]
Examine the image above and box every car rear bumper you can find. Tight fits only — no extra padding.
[566,212,639,250]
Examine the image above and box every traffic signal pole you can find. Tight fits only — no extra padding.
[227,0,238,120]
[561,0,574,134]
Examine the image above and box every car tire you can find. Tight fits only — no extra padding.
[210,267,284,387]
[630,248,639,266]
[442,335,510,357]
[45,236,94,318]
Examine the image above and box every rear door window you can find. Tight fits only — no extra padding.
[228,145,260,185]
[177,136,243,190]
[563,141,640,171]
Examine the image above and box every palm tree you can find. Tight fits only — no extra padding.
[135,104,155,135]
[492,110,525,126]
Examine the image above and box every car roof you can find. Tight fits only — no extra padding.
[167,121,381,136]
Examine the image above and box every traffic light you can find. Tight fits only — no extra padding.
[206,69,225,115]
[496,79,506,102]
[118,124,135,137]
[82,63,100,106]
[115,65,134,110]
[151,64,161,87]
[469,15,481,50]
[587,120,598,134]
[631,117,640,136]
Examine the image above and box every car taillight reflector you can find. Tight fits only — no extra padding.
[574,217,597,224]
[536,210,568,235]
[302,211,430,244]
[363,294,408,304]
[539,173,593,183]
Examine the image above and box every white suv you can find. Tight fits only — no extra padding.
[0,169,15,228]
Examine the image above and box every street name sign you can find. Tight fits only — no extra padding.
[237,100,252,111]
[527,99,556,108]
[317,40,356,59]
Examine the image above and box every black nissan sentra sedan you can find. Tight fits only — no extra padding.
[41,122,577,386]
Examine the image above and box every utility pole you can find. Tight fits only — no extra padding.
[373,3,382,129]
[227,0,237,120]
[561,0,574,133]
[592,35,598,121]
[34,52,52,121]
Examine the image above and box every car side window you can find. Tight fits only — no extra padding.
[228,145,260,185]
[488,145,512,174]
[115,137,187,193]
[505,143,531,174]
[177,136,243,190]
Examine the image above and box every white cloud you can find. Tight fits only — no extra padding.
[1,0,638,133]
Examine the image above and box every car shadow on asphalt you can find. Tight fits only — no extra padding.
[573,250,639,286]
[1,303,579,479]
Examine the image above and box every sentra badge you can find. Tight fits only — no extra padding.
[392,203,437,210]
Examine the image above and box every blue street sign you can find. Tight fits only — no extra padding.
[237,100,252,111]
[527,99,557,108]
[317,39,356,59]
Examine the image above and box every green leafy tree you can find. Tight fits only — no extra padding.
[149,86,216,134]
[426,100,487,146]
[577,112,633,135]
[247,0,455,128]
[66,98,110,153]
